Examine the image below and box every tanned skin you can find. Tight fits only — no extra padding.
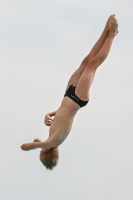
[21,15,118,156]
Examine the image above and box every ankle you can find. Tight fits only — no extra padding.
[103,28,110,36]
[109,31,117,38]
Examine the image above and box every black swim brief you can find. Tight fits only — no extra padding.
[64,85,89,108]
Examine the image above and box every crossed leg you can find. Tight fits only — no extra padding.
[66,15,113,91]
[75,15,118,100]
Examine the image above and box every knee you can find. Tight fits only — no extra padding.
[81,58,88,65]
[82,55,91,64]
[89,58,99,65]
[88,58,100,70]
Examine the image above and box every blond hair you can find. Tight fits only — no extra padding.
[40,148,59,170]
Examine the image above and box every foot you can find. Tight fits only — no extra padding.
[110,14,119,36]
[104,14,115,32]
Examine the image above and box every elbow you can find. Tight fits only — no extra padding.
[51,138,62,148]
[43,140,59,149]
[52,141,59,148]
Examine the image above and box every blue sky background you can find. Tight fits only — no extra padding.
[0,0,133,199]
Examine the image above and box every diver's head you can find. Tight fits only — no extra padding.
[39,148,59,170]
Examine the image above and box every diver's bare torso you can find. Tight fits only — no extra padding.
[49,97,80,144]
[21,15,118,153]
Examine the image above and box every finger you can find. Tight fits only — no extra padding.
[45,116,50,121]
[46,114,50,119]
[45,118,49,123]
[44,115,49,122]
[46,121,50,125]
[48,121,52,125]
[47,116,53,121]
[47,123,51,126]
[45,121,50,126]
[46,119,52,124]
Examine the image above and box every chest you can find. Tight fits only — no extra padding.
[49,114,74,137]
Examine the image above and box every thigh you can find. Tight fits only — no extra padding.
[75,60,98,100]
[65,58,89,91]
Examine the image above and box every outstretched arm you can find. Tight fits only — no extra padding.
[21,141,53,151]
[21,136,58,151]
[44,110,57,126]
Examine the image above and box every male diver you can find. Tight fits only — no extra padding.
[21,14,118,170]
